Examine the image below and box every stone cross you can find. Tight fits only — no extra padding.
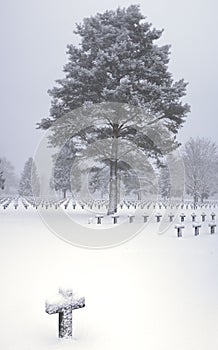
[209,222,216,234]
[112,213,119,224]
[142,214,149,223]
[168,213,174,222]
[193,223,201,236]
[201,212,206,222]
[155,213,162,222]
[191,213,197,222]
[175,224,184,237]
[211,212,216,221]
[180,213,186,222]
[128,214,135,223]
[95,214,104,224]
[45,288,85,338]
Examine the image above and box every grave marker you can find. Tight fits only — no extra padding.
[201,212,206,222]
[155,213,162,222]
[175,224,184,237]
[193,223,201,236]
[209,222,216,234]
[45,288,85,339]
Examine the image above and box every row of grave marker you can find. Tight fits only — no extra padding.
[175,222,216,237]
[89,212,217,225]
[2,196,218,211]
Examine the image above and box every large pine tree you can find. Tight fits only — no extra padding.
[38,5,189,213]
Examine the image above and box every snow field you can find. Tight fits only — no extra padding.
[0,202,218,349]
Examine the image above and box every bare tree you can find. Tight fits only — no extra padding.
[183,137,218,204]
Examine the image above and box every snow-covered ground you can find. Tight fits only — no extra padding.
[1,201,218,350]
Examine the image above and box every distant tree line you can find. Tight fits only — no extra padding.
[48,136,218,205]
[0,156,40,197]
[0,159,5,190]
[159,137,218,204]
[1,136,218,205]
[0,157,18,194]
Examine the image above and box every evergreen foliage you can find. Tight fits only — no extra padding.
[38,5,189,212]
[19,157,40,197]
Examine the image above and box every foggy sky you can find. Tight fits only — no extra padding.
[0,0,217,174]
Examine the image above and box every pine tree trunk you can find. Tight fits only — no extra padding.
[137,191,142,201]
[117,174,121,204]
[63,189,67,199]
[108,125,119,215]
[108,160,118,215]
[194,193,198,209]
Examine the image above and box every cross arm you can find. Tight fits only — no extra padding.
[45,296,85,314]
[45,302,64,315]
[70,297,85,310]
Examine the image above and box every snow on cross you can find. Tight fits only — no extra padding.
[45,288,85,338]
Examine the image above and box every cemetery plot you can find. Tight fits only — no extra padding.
[0,196,218,239]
